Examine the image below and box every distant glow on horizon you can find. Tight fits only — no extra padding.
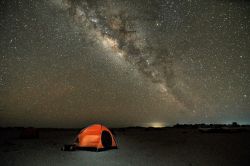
[150,122,167,128]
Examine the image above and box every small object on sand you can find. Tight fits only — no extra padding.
[61,144,76,151]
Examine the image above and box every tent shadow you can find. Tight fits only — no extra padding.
[77,146,118,152]
[61,144,118,152]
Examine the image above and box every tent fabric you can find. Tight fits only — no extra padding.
[75,124,117,151]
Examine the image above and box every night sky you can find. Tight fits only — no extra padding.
[0,0,249,128]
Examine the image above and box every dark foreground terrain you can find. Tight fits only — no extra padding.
[1,127,250,166]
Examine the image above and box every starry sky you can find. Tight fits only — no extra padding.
[0,0,249,128]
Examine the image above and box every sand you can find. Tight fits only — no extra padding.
[1,128,250,166]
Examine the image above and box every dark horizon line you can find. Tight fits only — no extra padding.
[1,123,250,130]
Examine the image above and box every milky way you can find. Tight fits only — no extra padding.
[59,0,198,110]
[0,0,249,127]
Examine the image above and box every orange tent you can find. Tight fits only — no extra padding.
[74,124,117,151]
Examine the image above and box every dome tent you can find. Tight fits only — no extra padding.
[75,124,117,151]
[62,124,117,151]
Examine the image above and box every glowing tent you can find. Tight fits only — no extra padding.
[74,124,117,151]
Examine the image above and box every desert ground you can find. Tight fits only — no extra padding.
[1,127,250,166]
